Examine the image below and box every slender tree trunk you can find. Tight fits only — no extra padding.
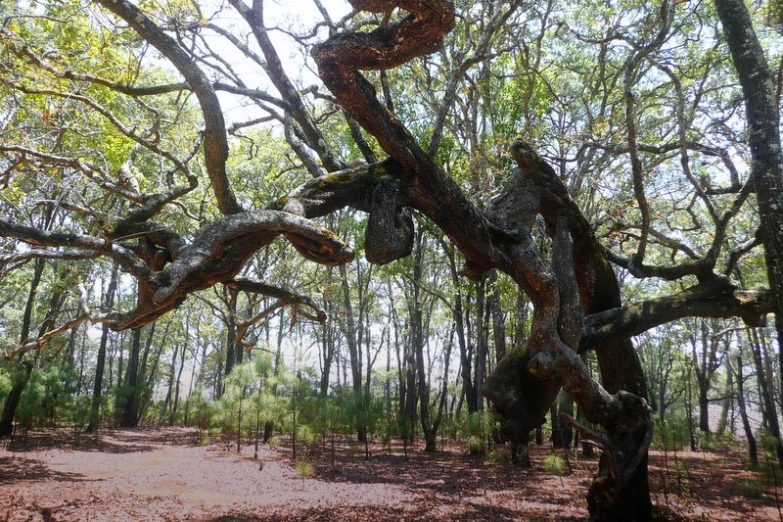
[120,327,142,427]
[140,320,171,420]
[224,289,239,377]
[162,342,178,424]
[446,247,476,413]
[390,278,407,421]
[488,271,506,363]
[339,263,366,442]
[77,328,87,394]
[170,342,187,425]
[474,278,488,412]
[385,316,392,445]
[404,337,417,444]
[747,328,783,466]
[0,258,45,438]
[733,338,758,465]
[551,393,574,449]
[717,358,734,438]
[87,265,119,433]
[116,334,124,399]
[684,366,698,451]
[263,309,286,443]
[697,382,710,434]
[714,0,783,454]
[319,272,335,395]
[409,229,436,451]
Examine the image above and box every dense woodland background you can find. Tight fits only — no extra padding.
[1,0,783,519]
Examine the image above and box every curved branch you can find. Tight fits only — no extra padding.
[151,210,353,306]
[94,0,241,215]
[227,277,327,323]
[1,80,191,177]
[5,313,89,360]
[0,218,152,281]
[0,249,100,279]
[3,36,188,96]
[583,279,773,344]
[0,145,141,202]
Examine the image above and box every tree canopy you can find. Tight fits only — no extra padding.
[1,0,782,520]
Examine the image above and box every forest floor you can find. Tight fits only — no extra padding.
[0,427,780,521]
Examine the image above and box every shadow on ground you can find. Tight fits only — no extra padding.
[3,426,197,454]
[0,456,88,484]
[201,503,588,522]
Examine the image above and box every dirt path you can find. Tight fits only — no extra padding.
[0,428,779,521]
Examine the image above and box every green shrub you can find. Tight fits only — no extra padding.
[700,431,743,453]
[296,424,317,449]
[487,450,506,464]
[544,453,568,475]
[268,436,280,450]
[467,434,484,455]
[295,459,313,478]
[654,417,691,451]
[463,412,491,456]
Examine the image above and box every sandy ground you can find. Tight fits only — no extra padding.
[0,427,780,521]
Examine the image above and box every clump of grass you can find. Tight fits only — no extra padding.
[267,436,280,450]
[467,435,484,455]
[544,453,568,475]
[735,478,764,499]
[295,459,314,478]
[487,450,506,465]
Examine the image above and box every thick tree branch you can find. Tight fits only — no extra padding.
[94,0,241,215]
[583,280,773,344]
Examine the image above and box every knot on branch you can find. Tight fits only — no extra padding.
[485,140,548,238]
[313,1,455,72]
[365,179,414,264]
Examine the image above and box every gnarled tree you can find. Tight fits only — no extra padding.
[1,0,779,520]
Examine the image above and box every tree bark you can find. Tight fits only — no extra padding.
[339,263,366,442]
[87,265,119,433]
[445,246,477,414]
[717,352,734,438]
[747,327,783,466]
[171,341,187,425]
[714,0,783,453]
[408,228,437,452]
[0,259,45,438]
[488,271,507,363]
[732,335,758,465]
[120,327,142,427]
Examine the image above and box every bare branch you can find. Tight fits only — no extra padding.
[94,0,241,215]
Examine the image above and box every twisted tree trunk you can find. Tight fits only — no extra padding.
[310,4,653,519]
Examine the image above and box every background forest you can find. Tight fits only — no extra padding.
[1,0,783,520]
